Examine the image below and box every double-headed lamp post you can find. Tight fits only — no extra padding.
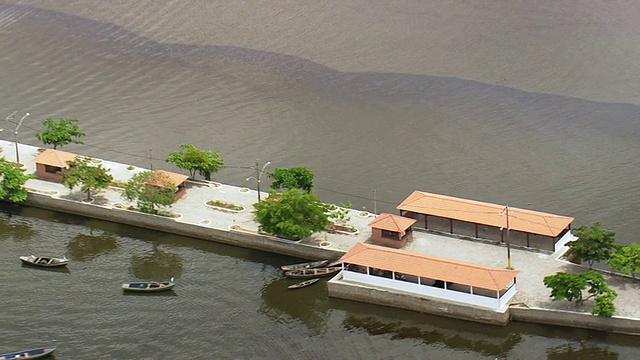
[246,160,271,202]
[1,111,29,164]
[13,112,30,164]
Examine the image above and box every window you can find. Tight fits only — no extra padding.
[44,165,60,174]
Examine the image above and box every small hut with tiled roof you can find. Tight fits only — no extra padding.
[368,213,417,248]
[144,169,189,198]
[33,149,79,181]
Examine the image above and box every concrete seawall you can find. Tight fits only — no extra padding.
[328,275,511,326]
[510,306,640,336]
[23,192,344,261]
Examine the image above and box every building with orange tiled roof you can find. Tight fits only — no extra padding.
[32,149,79,182]
[144,169,189,198]
[368,213,417,248]
[331,242,519,312]
[397,190,574,252]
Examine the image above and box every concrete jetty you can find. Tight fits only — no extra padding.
[3,140,640,334]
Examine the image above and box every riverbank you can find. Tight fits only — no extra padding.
[4,140,640,334]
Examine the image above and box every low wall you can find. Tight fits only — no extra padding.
[23,193,343,261]
[328,276,510,326]
[510,306,640,336]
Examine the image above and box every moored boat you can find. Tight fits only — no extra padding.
[284,267,342,279]
[0,345,56,359]
[122,277,175,292]
[20,255,69,267]
[280,259,329,271]
[288,278,321,289]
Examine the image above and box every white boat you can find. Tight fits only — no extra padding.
[20,255,69,267]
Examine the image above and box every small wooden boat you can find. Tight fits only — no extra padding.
[288,278,321,290]
[284,267,342,279]
[20,255,69,267]
[0,345,56,359]
[280,259,329,272]
[122,277,175,292]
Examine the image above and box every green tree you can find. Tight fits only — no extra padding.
[269,167,315,192]
[165,143,224,180]
[566,222,616,268]
[543,270,617,317]
[35,117,85,149]
[122,171,177,214]
[253,189,331,240]
[607,242,640,280]
[61,157,114,201]
[0,157,34,202]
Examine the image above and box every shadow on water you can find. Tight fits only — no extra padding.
[329,298,632,359]
[66,231,119,261]
[330,298,521,358]
[259,276,330,332]
[121,290,177,297]
[546,342,619,360]
[20,263,70,274]
[130,245,183,280]
[0,204,38,242]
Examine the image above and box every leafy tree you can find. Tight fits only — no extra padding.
[269,167,315,192]
[35,117,85,149]
[0,157,34,202]
[607,242,640,280]
[61,157,114,201]
[543,270,617,317]
[566,222,616,268]
[122,171,177,214]
[592,292,617,318]
[165,143,224,180]
[253,189,331,240]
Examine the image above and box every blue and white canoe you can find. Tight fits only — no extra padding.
[0,345,56,359]
[122,277,175,292]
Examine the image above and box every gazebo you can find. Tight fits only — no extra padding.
[32,149,79,182]
[368,213,417,248]
[144,170,189,198]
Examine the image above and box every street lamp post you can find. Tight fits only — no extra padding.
[13,112,30,164]
[246,160,271,202]
[2,111,29,164]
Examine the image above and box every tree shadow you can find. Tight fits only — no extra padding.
[258,276,331,333]
[129,245,183,280]
[66,231,119,261]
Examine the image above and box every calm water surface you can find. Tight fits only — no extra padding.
[1,1,640,358]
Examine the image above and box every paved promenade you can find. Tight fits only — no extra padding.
[4,140,640,321]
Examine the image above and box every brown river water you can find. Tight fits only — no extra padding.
[1,1,639,358]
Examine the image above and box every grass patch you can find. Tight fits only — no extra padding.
[113,203,179,218]
[207,200,244,211]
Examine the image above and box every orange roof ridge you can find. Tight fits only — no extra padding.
[33,148,79,167]
[368,213,416,232]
